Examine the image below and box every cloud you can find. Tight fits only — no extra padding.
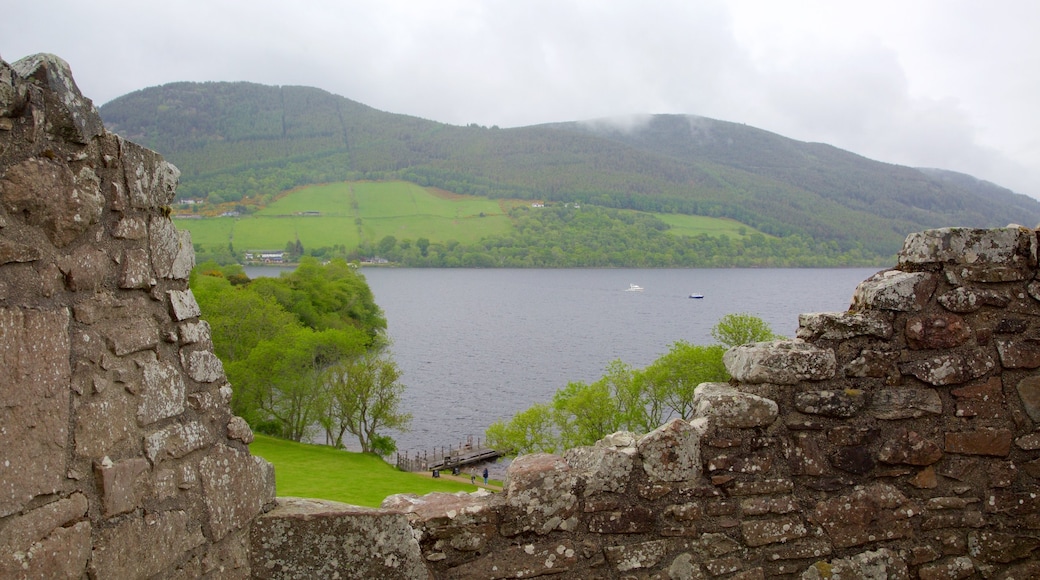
[2,0,1039,197]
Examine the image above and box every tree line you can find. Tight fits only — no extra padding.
[190,257,410,455]
[485,313,780,455]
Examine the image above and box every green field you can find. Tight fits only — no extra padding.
[176,180,764,254]
[249,434,478,507]
[177,181,513,252]
[655,213,764,238]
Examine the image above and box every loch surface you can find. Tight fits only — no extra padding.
[335,267,881,457]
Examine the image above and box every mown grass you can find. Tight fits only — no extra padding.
[248,434,478,507]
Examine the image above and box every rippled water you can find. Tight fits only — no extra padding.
[347,267,881,458]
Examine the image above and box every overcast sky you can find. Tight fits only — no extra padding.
[4,1,1039,198]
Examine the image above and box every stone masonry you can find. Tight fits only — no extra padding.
[0,54,274,578]
[2,53,1039,578]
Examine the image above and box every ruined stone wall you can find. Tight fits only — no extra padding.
[3,53,1039,580]
[0,54,273,578]
[252,226,1040,578]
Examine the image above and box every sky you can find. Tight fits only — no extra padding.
[4,1,1039,198]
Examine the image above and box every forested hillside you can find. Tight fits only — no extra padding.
[100,82,1040,259]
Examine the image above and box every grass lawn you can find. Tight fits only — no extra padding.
[248,434,481,507]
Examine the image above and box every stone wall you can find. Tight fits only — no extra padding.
[250,234,1040,579]
[0,54,274,578]
[2,53,1039,579]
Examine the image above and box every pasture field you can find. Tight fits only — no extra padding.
[249,434,477,507]
[174,180,762,254]
[176,181,513,251]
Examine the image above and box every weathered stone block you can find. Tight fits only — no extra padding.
[502,453,579,536]
[917,556,975,580]
[168,289,201,321]
[899,349,996,386]
[119,247,153,289]
[869,388,943,419]
[181,349,225,383]
[801,548,908,580]
[0,308,71,517]
[851,270,936,312]
[11,53,104,144]
[0,156,102,248]
[89,510,205,579]
[905,313,972,350]
[0,493,88,555]
[587,506,656,534]
[638,418,701,483]
[99,316,159,355]
[741,516,808,547]
[96,457,149,517]
[796,311,892,341]
[1016,375,1040,422]
[604,539,669,572]
[564,439,637,495]
[144,420,214,464]
[795,389,867,418]
[693,382,778,428]
[878,430,943,465]
[451,539,578,578]
[898,227,1037,269]
[937,285,1010,313]
[138,358,185,425]
[812,483,915,549]
[0,520,91,579]
[843,349,900,379]
[951,376,1005,419]
[996,338,1040,368]
[250,497,428,579]
[200,444,275,541]
[724,341,836,384]
[117,135,180,209]
[945,428,1013,456]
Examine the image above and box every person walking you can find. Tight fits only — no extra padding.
[482,467,489,485]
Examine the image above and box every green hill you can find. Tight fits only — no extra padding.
[99,81,1040,261]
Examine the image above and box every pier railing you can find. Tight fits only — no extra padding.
[395,434,501,473]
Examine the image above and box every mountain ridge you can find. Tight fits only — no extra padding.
[99,81,1040,258]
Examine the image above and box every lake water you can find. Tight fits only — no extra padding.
[245,266,881,460]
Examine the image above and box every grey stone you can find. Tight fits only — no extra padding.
[797,311,892,341]
[801,548,908,580]
[168,289,201,321]
[899,349,996,386]
[724,340,836,384]
[150,216,194,279]
[118,136,180,209]
[181,349,224,383]
[795,389,868,418]
[138,358,185,425]
[852,270,936,312]
[12,53,104,143]
[604,539,670,572]
[502,453,579,535]
[693,382,778,428]
[119,247,153,289]
[898,227,1037,269]
[938,286,1009,313]
[564,440,637,494]
[250,497,428,580]
[870,388,943,420]
[638,418,702,483]
[200,445,276,541]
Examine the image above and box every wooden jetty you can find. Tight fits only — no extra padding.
[395,435,502,473]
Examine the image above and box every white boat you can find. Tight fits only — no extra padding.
[626,284,644,292]
[689,293,704,299]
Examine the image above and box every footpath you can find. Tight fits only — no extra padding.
[423,470,502,492]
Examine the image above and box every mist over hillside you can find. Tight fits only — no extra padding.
[99,82,1040,258]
